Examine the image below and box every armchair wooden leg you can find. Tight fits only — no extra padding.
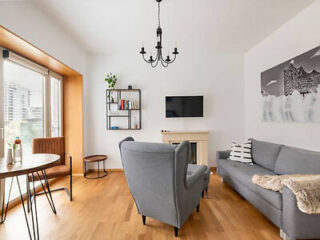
[142,215,146,225]
[174,227,179,237]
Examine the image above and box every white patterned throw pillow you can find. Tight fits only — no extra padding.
[229,140,253,165]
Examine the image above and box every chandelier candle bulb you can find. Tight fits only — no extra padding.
[140,47,146,54]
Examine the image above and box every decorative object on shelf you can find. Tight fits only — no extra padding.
[105,73,118,100]
[133,115,139,129]
[139,0,179,68]
[106,89,142,130]
[13,137,22,163]
[128,85,132,90]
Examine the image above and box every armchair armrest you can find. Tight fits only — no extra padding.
[216,150,230,160]
[282,186,320,240]
[186,165,206,188]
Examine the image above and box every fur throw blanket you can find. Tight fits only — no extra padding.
[252,174,320,214]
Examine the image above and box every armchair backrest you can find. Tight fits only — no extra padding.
[32,137,65,165]
[119,137,190,227]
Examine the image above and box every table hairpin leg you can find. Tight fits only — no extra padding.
[27,175,31,213]
[35,171,56,214]
[31,174,40,239]
[16,176,33,239]
[16,175,40,240]
[0,177,14,224]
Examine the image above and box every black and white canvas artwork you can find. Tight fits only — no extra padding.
[261,46,320,122]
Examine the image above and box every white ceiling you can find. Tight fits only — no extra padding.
[34,0,314,54]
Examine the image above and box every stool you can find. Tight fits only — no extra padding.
[84,155,108,179]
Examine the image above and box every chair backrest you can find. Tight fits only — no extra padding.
[33,137,65,165]
[119,137,190,227]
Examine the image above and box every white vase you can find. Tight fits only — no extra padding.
[6,149,13,165]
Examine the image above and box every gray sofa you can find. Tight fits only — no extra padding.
[217,139,320,240]
[119,137,207,237]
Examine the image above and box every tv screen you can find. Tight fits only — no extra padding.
[166,96,203,118]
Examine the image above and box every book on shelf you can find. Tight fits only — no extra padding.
[118,99,138,110]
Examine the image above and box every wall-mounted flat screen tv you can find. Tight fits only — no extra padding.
[166,96,203,118]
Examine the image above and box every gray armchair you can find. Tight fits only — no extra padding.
[119,137,207,237]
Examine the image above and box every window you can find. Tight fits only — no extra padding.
[3,60,45,155]
[1,51,63,199]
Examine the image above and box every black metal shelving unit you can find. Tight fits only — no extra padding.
[106,89,141,130]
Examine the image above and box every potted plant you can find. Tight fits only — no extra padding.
[105,73,117,102]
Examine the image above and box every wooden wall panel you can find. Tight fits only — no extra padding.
[0,25,78,76]
[64,76,83,174]
[0,25,84,174]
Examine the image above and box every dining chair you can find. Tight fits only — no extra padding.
[27,137,72,214]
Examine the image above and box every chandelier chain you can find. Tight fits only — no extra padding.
[158,2,161,28]
[139,0,179,68]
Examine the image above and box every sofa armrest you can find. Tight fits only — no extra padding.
[216,150,230,160]
[186,165,206,188]
[282,186,320,240]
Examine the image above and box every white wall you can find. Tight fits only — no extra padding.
[86,51,244,168]
[244,1,320,151]
[0,1,88,161]
[0,1,86,75]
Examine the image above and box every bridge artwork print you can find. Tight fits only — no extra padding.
[261,45,320,123]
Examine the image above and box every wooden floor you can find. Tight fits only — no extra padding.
[0,172,281,240]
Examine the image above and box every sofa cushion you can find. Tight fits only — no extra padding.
[218,159,282,210]
[251,139,283,171]
[275,146,320,175]
[229,140,253,164]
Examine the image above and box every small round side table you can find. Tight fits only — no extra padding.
[83,155,108,179]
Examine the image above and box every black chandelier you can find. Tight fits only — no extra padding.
[139,0,179,68]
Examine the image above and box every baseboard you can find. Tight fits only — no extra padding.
[86,168,124,173]
[108,168,124,172]
[72,173,84,177]
[72,168,124,176]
